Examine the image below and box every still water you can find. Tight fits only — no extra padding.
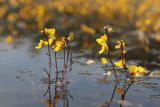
[0,37,160,107]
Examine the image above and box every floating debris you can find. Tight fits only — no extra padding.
[149,94,160,99]
[18,70,32,74]
[56,80,64,87]
[85,59,96,65]
[117,100,132,106]
[40,78,54,84]
[149,71,160,78]
[97,78,108,84]
[78,71,94,75]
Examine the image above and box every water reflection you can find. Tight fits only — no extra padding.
[44,69,73,107]
[99,78,134,107]
[42,40,73,107]
[1,37,160,107]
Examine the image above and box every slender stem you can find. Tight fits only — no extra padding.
[108,51,118,81]
[69,51,73,71]
[107,81,119,107]
[45,34,52,99]
[120,42,131,78]
[104,28,118,81]
[120,80,134,107]
[66,43,70,68]
[120,42,127,75]
[111,82,118,101]
[55,52,58,73]
[64,49,66,66]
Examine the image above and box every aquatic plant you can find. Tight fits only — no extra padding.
[35,28,73,97]
[96,26,148,80]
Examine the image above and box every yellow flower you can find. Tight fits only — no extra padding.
[44,36,56,46]
[52,38,66,52]
[41,28,55,36]
[6,36,13,44]
[115,40,126,49]
[96,34,108,46]
[101,57,108,65]
[114,59,125,68]
[128,65,138,74]
[138,66,145,73]
[128,65,147,76]
[96,34,108,54]
[35,39,45,49]
[98,45,108,54]
[67,32,74,41]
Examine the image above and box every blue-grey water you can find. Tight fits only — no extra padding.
[0,37,160,107]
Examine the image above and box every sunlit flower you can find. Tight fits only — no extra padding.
[115,40,126,49]
[96,34,107,46]
[98,45,108,54]
[101,57,108,65]
[44,37,56,46]
[41,28,55,36]
[67,32,74,41]
[35,39,45,49]
[128,65,147,76]
[52,38,66,52]
[96,34,108,54]
[6,36,13,44]
[114,59,125,68]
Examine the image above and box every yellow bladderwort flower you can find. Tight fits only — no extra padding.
[96,34,108,54]
[98,45,108,54]
[40,28,56,46]
[41,28,55,36]
[114,59,125,68]
[52,38,66,52]
[138,66,146,73]
[67,32,74,41]
[6,36,13,44]
[115,40,126,49]
[44,36,56,45]
[35,39,45,49]
[128,65,138,74]
[128,65,147,76]
[96,34,108,46]
[101,57,108,65]
[115,40,126,54]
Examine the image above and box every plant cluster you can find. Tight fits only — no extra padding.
[35,28,73,99]
[96,26,148,80]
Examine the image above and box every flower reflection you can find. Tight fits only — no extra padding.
[99,79,134,107]
[44,69,73,107]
